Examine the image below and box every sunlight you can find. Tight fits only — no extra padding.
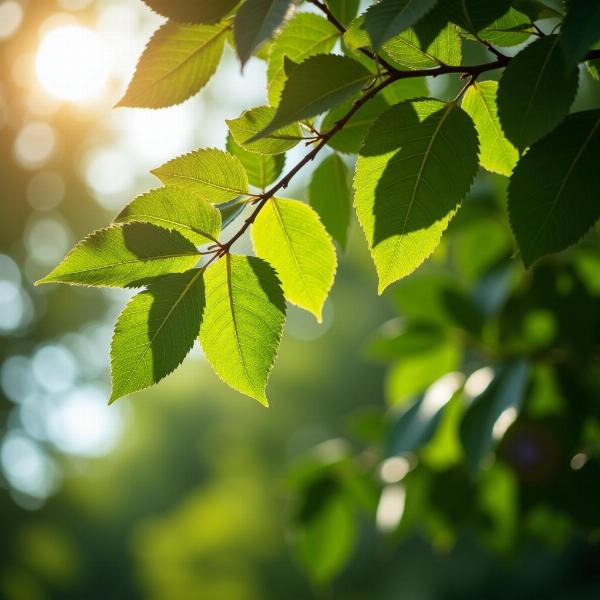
[35,25,109,102]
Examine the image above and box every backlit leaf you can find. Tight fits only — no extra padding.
[364,0,438,49]
[507,109,600,266]
[226,105,302,154]
[309,154,352,249]
[117,21,229,108]
[36,223,200,288]
[200,254,286,405]
[142,0,239,24]
[462,81,518,176]
[326,0,360,26]
[354,100,479,293]
[234,0,293,67]
[115,187,222,245]
[110,269,205,402]
[497,35,579,150]
[252,198,337,321]
[152,148,249,204]
[267,13,340,105]
[226,134,285,190]
[253,54,372,141]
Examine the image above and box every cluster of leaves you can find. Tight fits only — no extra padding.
[288,193,600,583]
[38,0,600,405]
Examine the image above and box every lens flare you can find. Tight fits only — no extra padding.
[35,26,109,102]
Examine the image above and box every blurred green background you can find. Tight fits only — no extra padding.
[1,1,600,598]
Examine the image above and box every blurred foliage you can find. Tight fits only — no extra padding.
[1,1,600,599]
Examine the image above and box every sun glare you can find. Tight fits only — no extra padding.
[35,25,109,102]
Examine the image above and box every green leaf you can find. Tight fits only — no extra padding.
[142,0,239,24]
[267,13,340,105]
[388,373,464,454]
[295,489,357,584]
[507,109,600,267]
[253,55,371,142]
[115,187,221,245]
[226,105,302,154]
[441,0,512,33]
[460,361,528,470]
[364,0,438,49]
[152,148,249,203]
[497,35,579,150]
[36,223,200,288]
[117,21,229,109]
[252,198,337,321]
[110,269,205,402]
[560,0,600,66]
[354,100,479,293]
[309,154,352,249]
[587,41,600,79]
[473,8,532,47]
[226,134,285,190]
[345,15,462,70]
[233,0,292,67]
[322,78,427,154]
[200,254,286,405]
[218,196,248,228]
[461,81,518,176]
[326,0,360,26]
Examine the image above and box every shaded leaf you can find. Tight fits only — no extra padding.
[441,0,512,33]
[388,373,464,455]
[253,54,372,141]
[142,0,239,24]
[36,223,200,288]
[460,361,529,470]
[364,0,438,49]
[110,270,205,402]
[267,13,340,105]
[200,254,286,405]
[117,21,229,108]
[218,196,248,228]
[497,35,579,150]
[153,148,249,203]
[326,0,360,26]
[462,81,518,176]
[252,198,337,321]
[226,105,302,154]
[226,134,285,190]
[473,8,532,47]
[345,15,462,70]
[354,100,479,293]
[507,109,600,266]
[309,154,352,249]
[234,0,292,67]
[115,187,221,245]
[560,0,600,66]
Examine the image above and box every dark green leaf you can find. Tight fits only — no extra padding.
[441,0,512,33]
[253,54,372,142]
[497,35,579,150]
[217,197,248,228]
[560,0,600,66]
[110,270,205,402]
[460,361,529,470]
[364,0,439,49]
[326,0,360,26]
[508,109,600,266]
[233,0,292,67]
[309,154,352,249]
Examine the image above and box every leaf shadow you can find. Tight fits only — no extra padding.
[248,257,287,315]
